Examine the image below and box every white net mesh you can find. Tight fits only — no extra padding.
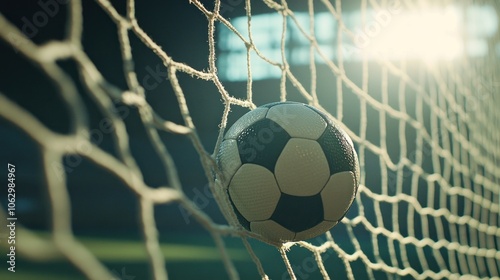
[0,0,499,279]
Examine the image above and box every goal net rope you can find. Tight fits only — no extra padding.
[0,0,499,279]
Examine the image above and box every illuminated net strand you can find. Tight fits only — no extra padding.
[0,0,499,279]
[445,56,476,276]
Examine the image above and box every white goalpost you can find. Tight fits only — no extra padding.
[0,0,499,279]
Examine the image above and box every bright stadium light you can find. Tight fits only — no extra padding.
[368,7,464,61]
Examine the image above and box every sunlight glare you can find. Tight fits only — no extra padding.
[369,7,463,61]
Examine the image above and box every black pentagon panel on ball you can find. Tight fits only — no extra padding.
[317,125,357,175]
[227,191,251,231]
[236,118,290,172]
[270,193,324,232]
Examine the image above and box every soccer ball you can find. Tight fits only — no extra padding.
[216,101,360,243]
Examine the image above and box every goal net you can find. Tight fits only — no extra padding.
[0,0,499,279]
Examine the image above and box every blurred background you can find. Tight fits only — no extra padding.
[0,0,499,279]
